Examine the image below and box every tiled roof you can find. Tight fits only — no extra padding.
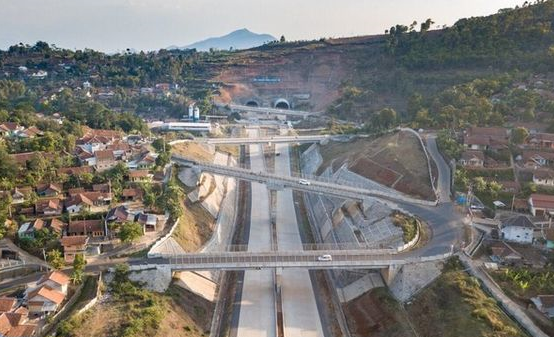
[60,235,88,247]
[28,285,65,305]
[0,297,16,313]
[38,271,70,287]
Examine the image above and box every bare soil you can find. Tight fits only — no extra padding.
[65,284,214,337]
[342,288,415,337]
[317,131,435,200]
[172,142,215,163]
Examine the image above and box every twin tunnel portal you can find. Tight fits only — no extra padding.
[245,98,291,110]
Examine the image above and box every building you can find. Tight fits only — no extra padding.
[65,192,112,214]
[500,215,536,244]
[36,183,62,198]
[10,187,33,205]
[121,188,143,202]
[463,127,509,150]
[459,150,485,167]
[531,295,554,318]
[528,194,554,216]
[26,286,64,315]
[67,220,106,238]
[34,198,62,216]
[60,235,88,263]
[17,219,45,239]
[544,228,554,249]
[36,271,70,295]
[94,150,116,172]
[520,151,554,168]
[527,133,554,150]
[128,170,152,183]
[488,241,523,265]
[532,169,554,187]
[137,213,157,232]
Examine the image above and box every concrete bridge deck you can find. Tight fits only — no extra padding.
[145,250,452,271]
[171,154,436,206]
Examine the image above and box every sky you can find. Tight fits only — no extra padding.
[0,0,525,53]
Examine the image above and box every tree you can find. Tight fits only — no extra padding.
[118,222,143,243]
[378,108,397,128]
[280,35,286,43]
[46,249,65,269]
[73,253,86,271]
[155,151,170,168]
[511,127,529,144]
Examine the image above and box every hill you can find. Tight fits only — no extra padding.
[174,28,276,51]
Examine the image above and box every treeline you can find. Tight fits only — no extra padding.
[386,0,554,70]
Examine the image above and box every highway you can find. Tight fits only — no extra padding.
[236,128,276,337]
[171,154,434,206]
[274,142,324,336]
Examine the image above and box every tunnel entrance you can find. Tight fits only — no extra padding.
[246,100,259,107]
[274,98,290,110]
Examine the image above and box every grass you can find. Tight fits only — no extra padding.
[406,257,527,337]
[56,268,212,337]
[172,143,215,163]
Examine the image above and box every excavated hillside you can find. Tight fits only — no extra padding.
[317,130,434,200]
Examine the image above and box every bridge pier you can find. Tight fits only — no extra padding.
[380,264,401,287]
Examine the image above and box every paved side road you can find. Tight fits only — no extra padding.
[460,254,549,337]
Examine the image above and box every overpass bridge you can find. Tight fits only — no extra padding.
[171,154,436,206]
[173,134,339,145]
[144,250,453,271]
[219,103,316,118]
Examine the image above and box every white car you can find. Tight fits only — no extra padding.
[317,254,333,262]
[298,179,311,186]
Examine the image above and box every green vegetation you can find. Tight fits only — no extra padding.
[494,267,554,296]
[117,222,144,243]
[391,212,419,243]
[46,249,65,269]
[407,257,526,337]
[436,130,463,160]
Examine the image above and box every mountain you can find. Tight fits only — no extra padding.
[173,29,276,52]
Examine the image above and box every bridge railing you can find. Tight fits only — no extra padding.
[219,243,397,253]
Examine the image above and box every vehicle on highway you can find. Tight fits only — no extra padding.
[275,152,281,156]
[317,254,333,262]
[298,179,311,185]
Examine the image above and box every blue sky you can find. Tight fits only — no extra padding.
[0,0,525,52]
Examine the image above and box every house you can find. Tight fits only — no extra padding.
[528,194,554,216]
[31,70,48,79]
[67,220,106,238]
[36,271,70,295]
[128,151,157,170]
[26,285,65,315]
[57,166,93,176]
[17,219,45,239]
[107,142,131,160]
[527,133,554,150]
[544,228,554,249]
[0,122,23,137]
[520,150,554,168]
[92,183,110,193]
[94,150,116,172]
[128,170,151,183]
[463,127,509,150]
[10,187,33,205]
[0,308,36,337]
[137,213,157,232]
[9,152,52,168]
[34,198,62,216]
[500,215,536,244]
[60,235,88,263]
[488,241,523,264]
[36,183,62,198]
[76,148,96,167]
[532,169,554,187]
[0,298,16,313]
[17,126,42,139]
[48,218,66,235]
[531,295,554,318]
[106,206,135,224]
[121,188,143,202]
[65,192,112,213]
[459,150,485,167]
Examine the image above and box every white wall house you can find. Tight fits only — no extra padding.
[500,215,535,244]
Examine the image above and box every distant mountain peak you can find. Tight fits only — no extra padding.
[171,29,276,52]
